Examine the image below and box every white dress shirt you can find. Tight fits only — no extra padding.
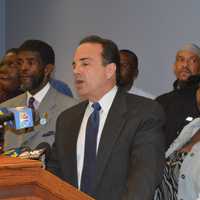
[26,82,50,109]
[76,86,118,188]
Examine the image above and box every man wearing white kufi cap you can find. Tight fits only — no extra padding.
[156,43,200,149]
[173,43,200,87]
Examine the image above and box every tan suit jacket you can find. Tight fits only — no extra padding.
[0,86,78,150]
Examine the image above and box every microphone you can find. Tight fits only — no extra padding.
[18,142,51,160]
[0,110,14,124]
[3,146,31,157]
[0,107,34,129]
[35,142,51,158]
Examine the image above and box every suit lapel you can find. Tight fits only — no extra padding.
[11,93,27,107]
[36,87,59,130]
[18,93,28,106]
[95,90,127,189]
[63,101,88,187]
[38,87,56,114]
[19,88,56,146]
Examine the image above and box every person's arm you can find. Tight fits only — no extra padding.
[46,141,62,177]
[46,113,63,178]
[122,103,165,200]
[179,128,200,153]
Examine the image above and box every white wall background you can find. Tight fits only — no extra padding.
[5,0,200,97]
[0,0,5,58]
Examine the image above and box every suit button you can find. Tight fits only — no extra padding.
[181,174,185,179]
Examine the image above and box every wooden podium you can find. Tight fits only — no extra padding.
[0,156,94,200]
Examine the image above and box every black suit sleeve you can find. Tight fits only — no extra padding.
[46,112,64,179]
[46,141,62,178]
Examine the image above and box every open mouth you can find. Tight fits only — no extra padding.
[180,71,191,76]
[75,80,85,90]
[76,80,84,84]
[75,78,85,85]
[19,76,32,83]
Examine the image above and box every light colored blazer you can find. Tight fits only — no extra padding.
[165,118,200,200]
[0,86,78,150]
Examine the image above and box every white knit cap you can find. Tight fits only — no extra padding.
[178,43,200,58]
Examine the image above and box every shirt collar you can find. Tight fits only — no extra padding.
[89,86,118,113]
[27,82,50,105]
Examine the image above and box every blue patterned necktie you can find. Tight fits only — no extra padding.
[80,102,101,196]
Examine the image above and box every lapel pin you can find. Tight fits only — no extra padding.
[40,112,48,125]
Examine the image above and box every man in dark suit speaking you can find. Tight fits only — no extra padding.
[47,35,165,200]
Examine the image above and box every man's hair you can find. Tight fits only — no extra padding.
[0,60,4,68]
[79,35,121,86]
[5,48,18,55]
[120,49,139,78]
[19,39,55,66]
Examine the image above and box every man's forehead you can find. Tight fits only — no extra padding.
[77,43,102,53]
[176,50,200,58]
[74,43,103,59]
[120,53,130,61]
[17,51,40,59]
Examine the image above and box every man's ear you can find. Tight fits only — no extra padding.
[45,64,54,79]
[105,63,116,79]
[172,63,176,74]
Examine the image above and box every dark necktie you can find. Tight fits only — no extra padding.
[28,97,36,123]
[28,97,35,110]
[80,102,101,196]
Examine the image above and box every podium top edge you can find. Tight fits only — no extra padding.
[0,156,42,169]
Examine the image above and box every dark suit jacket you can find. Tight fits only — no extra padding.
[156,76,200,149]
[156,87,199,149]
[47,89,165,200]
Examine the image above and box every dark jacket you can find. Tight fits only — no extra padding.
[156,75,200,149]
[47,89,165,200]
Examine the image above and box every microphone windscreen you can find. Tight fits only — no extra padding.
[9,107,34,129]
[0,108,14,124]
[3,146,31,157]
[18,143,51,160]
